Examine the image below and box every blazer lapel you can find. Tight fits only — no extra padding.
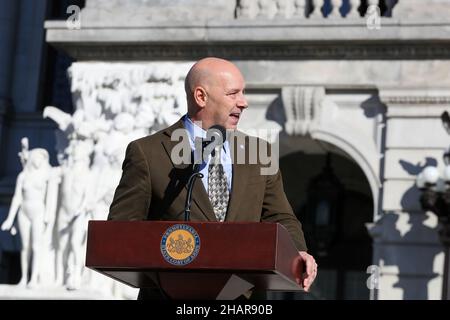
[225,132,250,222]
[161,120,190,171]
[161,119,216,221]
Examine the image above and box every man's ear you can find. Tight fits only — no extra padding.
[194,86,207,108]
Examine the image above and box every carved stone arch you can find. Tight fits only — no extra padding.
[309,126,381,218]
[281,85,381,219]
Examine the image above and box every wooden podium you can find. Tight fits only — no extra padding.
[86,221,303,299]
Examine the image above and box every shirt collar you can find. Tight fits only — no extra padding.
[182,114,229,154]
[183,114,206,149]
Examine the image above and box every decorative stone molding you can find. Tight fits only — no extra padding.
[381,96,450,105]
[379,89,450,118]
[54,43,450,61]
[281,86,325,136]
[32,62,192,298]
[46,62,192,163]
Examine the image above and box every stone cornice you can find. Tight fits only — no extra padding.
[45,18,450,30]
[45,19,450,43]
[45,19,450,60]
[50,42,450,61]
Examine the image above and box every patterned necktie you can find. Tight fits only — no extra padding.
[208,147,229,222]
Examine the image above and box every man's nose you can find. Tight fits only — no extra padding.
[237,94,248,109]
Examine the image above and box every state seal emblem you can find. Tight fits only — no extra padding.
[160,224,200,266]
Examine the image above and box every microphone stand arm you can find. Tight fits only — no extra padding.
[184,163,203,221]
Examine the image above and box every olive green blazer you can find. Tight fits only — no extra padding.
[108,119,307,252]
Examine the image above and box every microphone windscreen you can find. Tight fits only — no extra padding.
[209,125,226,144]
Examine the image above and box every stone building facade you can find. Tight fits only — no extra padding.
[1,0,450,299]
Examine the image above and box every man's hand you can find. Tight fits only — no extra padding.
[293,251,318,292]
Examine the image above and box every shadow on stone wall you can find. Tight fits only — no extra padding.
[371,156,442,299]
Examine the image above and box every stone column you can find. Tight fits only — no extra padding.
[10,0,48,113]
[0,0,19,152]
[0,0,20,287]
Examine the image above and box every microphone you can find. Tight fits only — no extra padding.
[205,124,227,146]
[184,125,227,221]
[193,124,226,168]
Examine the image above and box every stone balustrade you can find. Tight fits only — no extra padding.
[236,0,398,19]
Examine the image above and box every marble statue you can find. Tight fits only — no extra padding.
[1,138,58,288]
[2,62,192,298]
[55,139,94,290]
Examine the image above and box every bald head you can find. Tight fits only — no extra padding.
[184,57,248,129]
[185,57,241,102]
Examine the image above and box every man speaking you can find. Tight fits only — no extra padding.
[108,57,317,299]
